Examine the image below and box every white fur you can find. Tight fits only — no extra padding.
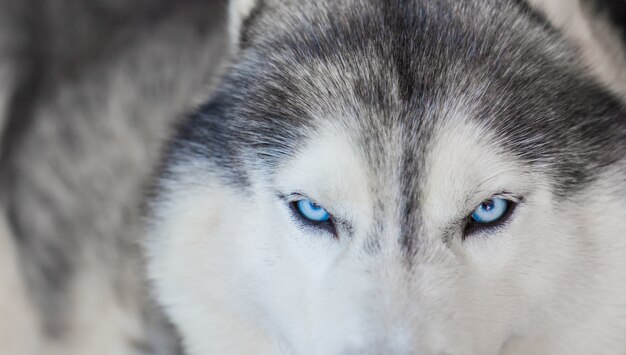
[228,0,258,50]
[146,111,626,354]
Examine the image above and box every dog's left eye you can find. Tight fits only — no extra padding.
[294,199,330,222]
[287,197,338,237]
[464,197,516,237]
[471,198,510,224]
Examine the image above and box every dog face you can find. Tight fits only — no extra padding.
[145,1,626,354]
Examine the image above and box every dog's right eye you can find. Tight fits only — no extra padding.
[464,197,517,237]
[289,199,337,236]
[294,199,330,222]
[471,198,510,224]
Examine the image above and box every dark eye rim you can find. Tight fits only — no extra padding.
[463,198,519,238]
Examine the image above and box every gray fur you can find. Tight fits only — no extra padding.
[168,0,625,199]
[0,0,230,353]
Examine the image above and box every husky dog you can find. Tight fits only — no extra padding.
[145,0,626,354]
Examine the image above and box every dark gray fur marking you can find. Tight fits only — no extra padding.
[166,0,626,254]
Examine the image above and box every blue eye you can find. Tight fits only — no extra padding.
[295,199,331,223]
[470,198,510,224]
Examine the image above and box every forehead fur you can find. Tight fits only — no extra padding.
[168,0,626,196]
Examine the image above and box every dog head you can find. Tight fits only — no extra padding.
[145,1,626,354]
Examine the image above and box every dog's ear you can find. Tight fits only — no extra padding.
[228,0,259,50]
[526,0,626,97]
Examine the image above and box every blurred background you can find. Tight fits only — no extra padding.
[0,1,229,354]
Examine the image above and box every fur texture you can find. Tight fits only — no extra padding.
[146,0,626,354]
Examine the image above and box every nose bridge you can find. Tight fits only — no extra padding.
[365,199,418,256]
[342,251,418,352]
[339,322,415,355]
[309,251,426,355]
[361,201,418,305]
[374,259,416,325]
[368,170,423,256]
[336,191,423,353]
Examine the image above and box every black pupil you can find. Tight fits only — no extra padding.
[482,200,495,211]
